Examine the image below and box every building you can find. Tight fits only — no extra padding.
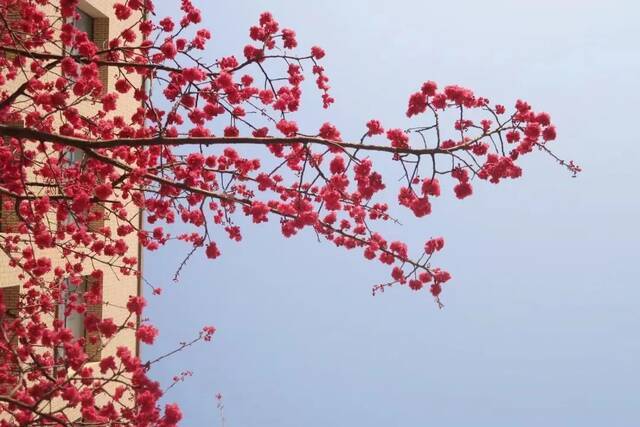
[0,0,143,418]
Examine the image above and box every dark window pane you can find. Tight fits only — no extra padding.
[75,8,94,41]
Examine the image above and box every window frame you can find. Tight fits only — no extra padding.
[55,275,103,363]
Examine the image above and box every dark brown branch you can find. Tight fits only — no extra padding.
[0,125,476,156]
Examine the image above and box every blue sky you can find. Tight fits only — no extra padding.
[145,1,640,425]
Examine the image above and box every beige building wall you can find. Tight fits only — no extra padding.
[1,0,143,368]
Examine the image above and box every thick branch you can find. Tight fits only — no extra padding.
[0,125,462,156]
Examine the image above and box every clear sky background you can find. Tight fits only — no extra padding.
[145,1,640,426]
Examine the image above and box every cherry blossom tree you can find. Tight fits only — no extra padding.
[0,0,579,425]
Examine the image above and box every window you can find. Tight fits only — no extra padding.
[59,8,108,232]
[59,147,107,232]
[69,7,110,89]
[75,8,94,41]
[62,147,85,167]
[56,275,103,362]
[58,148,107,232]
[68,8,95,57]
[57,278,86,342]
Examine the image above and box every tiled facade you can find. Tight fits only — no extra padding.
[0,0,142,364]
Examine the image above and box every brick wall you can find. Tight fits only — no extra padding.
[94,17,110,91]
